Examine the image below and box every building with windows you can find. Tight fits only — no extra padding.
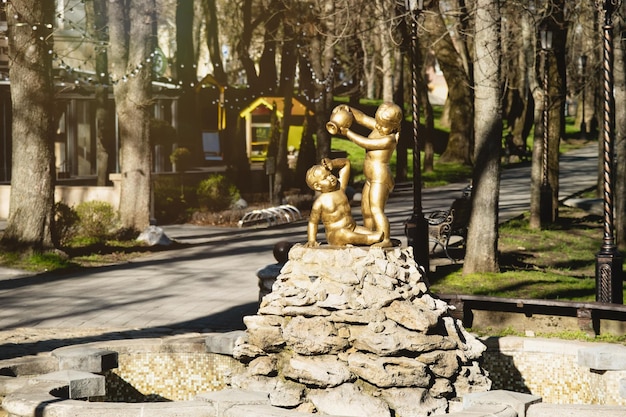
[0,1,185,185]
[0,1,313,218]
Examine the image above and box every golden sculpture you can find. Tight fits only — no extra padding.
[327,102,403,247]
[305,158,383,247]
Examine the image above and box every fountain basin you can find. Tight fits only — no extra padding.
[1,333,625,417]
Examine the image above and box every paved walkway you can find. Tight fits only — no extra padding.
[0,144,599,359]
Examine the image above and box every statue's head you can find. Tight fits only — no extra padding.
[375,102,403,132]
[305,164,337,193]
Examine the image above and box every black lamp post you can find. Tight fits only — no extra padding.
[403,0,429,271]
[579,54,588,139]
[595,0,623,304]
[539,26,553,224]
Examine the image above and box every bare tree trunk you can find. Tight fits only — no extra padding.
[546,4,567,223]
[294,114,317,191]
[108,0,155,232]
[527,5,542,230]
[204,0,227,84]
[86,0,113,186]
[375,0,394,102]
[421,95,436,173]
[577,1,596,138]
[236,0,259,89]
[257,0,281,94]
[423,0,473,165]
[307,0,336,159]
[274,12,298,202]
[529,98,544,230]
[463,0,501,274]
[178,0,201,162]
[413,20,435,173]
[348,31,365,105]
[235,0,282,96]
[447,0,472,78]
[1,0,56,251]
[394,61,408,182]
[362,34,377,100]
[502,2,532,155]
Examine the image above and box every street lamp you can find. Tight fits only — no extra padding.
[403,0,429,271]
[579,54,588,139]
[539,26,553,224]
[595,0,623,304]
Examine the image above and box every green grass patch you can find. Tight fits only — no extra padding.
[0,237,153,273]
[27,253,75,271]
[429,205,626,302]
[470,327,626,343]
[432,268,597,300]
[421,162,472,187]
[0,251,76,272]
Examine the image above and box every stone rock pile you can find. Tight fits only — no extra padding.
[232,245,491,416]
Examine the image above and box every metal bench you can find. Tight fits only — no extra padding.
[427,191,471,261]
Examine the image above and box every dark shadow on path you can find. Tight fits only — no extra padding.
[0,301,258,361]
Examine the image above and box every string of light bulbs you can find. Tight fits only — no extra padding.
[2,1,341,109]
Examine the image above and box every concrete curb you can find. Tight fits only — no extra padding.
[526,403,626,417]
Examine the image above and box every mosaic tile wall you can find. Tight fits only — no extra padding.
[482,337,626,406]
[103,351,244,402]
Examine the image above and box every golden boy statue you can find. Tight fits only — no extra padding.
[327,102,403,247]
[305,158,383,247]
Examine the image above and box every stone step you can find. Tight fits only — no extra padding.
[463,390,542,417]
[447,405,517,417]
[527,403,626,417]
[34,369,105,399]
[577,344,626,371]
[52,345,118,373]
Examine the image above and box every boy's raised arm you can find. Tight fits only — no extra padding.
[322,158,351,192]
[346,106,375,129]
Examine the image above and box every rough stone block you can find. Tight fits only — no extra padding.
[463,390,541,417]
[206,331,247,355]
[309,382,391,417]
[620,378,626,399]
[34,370,105,398]
[53,346,118,373]
[0,355,59,377]
[578,344,626,370]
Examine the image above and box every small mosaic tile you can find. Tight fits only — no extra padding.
[103,352,244,401]
[483,341,626,406]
